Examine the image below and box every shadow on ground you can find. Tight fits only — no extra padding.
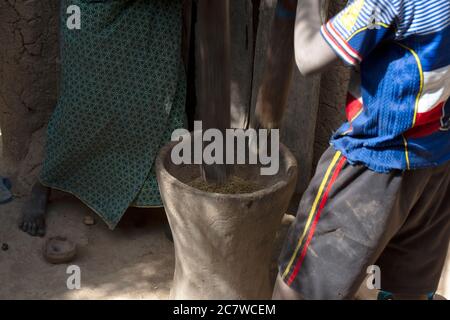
[0,193,175,299]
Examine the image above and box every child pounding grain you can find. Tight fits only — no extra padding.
[273,0,450,300]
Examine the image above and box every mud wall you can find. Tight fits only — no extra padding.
[0,0,59,195]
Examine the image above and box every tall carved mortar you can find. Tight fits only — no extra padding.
[156,136,298,299]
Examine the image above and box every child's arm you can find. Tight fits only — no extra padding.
[296,0,403,75]
[294,0,338,76]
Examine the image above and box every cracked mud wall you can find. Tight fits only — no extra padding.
[0,0,59,194]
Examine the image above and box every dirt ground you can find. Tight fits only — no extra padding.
[0,193,298,299]
[0,196,175,299]
[0,133,449,300]
[2,195,448,300]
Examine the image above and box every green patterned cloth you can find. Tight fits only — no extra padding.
[41,0,186,229]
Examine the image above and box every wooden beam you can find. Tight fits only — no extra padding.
[196,0,231,184]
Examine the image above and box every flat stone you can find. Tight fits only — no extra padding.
[83,215,96,226]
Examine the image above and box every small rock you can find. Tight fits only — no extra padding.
[83,215,96,226]
[1,243,9,251]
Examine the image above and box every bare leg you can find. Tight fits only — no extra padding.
[19,181,50,237]
[272,273,303,300]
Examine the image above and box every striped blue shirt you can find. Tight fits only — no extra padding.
[321,0,450,172]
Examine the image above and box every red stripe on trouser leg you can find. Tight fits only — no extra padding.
[287,156,347,286]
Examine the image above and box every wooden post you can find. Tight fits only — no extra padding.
[196,0,231,184]
[250,0,330,199]
[253,0,297,130]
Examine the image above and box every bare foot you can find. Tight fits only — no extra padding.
[19,182,50,237]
